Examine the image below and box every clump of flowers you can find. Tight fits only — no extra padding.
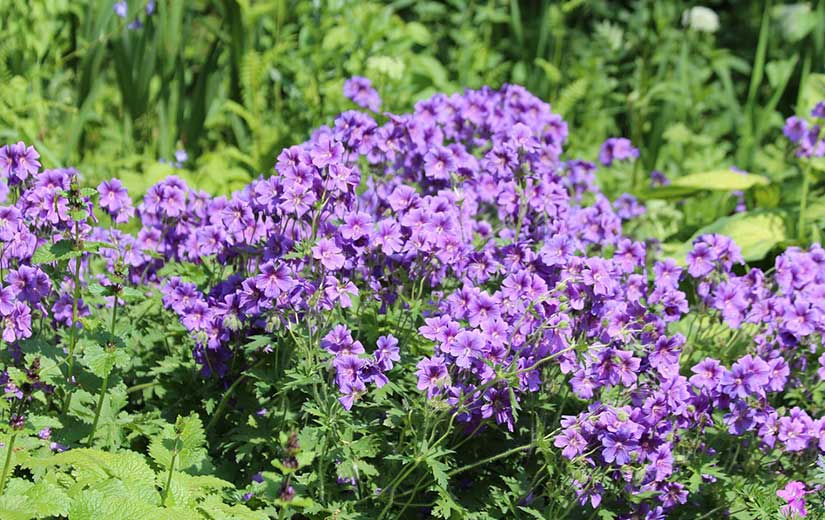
[1,86,824,519]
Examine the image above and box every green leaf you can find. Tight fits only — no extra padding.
[518,507,548,520]
[664,210,788,263]
[81,344,130,379]
[426,454,450,489]
[322,26,353,50]
[639,170,770,200]
[175,414,207,471]
[30,240,82,265]
[799,73,825,114]
[121,286,145,299]
[0,495,32,520]
[672,169,770,191]
[25,479,71,518]
[150,414,207,473]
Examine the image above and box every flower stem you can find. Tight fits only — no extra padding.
[447,442,533,477]
[0,433,17,495]
[205,357,266,432]
[86,292,119,445]
[161,446,178,506]
[798,160,812,242]
[86,372,110,446]
[62,227,83,415]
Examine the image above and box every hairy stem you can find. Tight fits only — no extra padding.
[798,160,812,242]
[86,292,119,445]
[161,445,179,506]
[0,433,17,495]
[62,226,83,414]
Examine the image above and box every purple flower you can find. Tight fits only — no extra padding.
[598,137,639,166]
[416,357,449,397]
[689,358,723,390]
[601,424,638,465]
[0,287,15,315]
[373,219,402,255]
[333,354,365,386]
[480,386,515,431]
[777,481,808,518]
[444,330,485,369]
[648,446,673,482]
[721,355,770,399]
[650,170,670,186]
[310,135,344,169]
[312,238,345,270]
[783,301,819,336]
[613,193,645,220]
[343,76,381,112]
[554,427,587,459]
[374,335,400,372]
[98,178,134,223]
[114,1,128,18]
[255,261,293,298]
[424,147,455,180]
[0,141,41,182]
[784,116,808,143]
[2,302,32,343]
[686,242,714,278]
[778,408,812,452]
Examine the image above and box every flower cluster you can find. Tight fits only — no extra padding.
[784,102,825,157]
[2,86,824,518]
[143,85,825,516]
[322,326,399,410]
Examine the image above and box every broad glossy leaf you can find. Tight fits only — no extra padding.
[664,210,788,263]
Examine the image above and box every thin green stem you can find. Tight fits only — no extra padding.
[0,433,17,495]
[798,160,812,242]
[62,224,83,414]
[126,381,161,393]
[447,442,533,477]
[206,356,268,432]
[86,291,119,445]
[86,371,110,445]
[378,460,422,520]
[161,447,178,506]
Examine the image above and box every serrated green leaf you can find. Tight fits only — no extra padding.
[0,494,32,520]
[426,455,450,489]
[121,286,145,298]
[81,344,129,379]
[30,240,82,265]
[518,507,547,520]
[150,414,207,473]
[25,479,71,517]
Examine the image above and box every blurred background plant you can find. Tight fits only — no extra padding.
[1,0,824,255]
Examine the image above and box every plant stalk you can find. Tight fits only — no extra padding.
[86,292,119,445]
[0,433,17,495]
[62,226,83,414]
[798,160,812,242]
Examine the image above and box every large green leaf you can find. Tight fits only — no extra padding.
[671,169,770,191]
[638,169,770,200]
[799,72,825,114]
[663,210,788,264]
